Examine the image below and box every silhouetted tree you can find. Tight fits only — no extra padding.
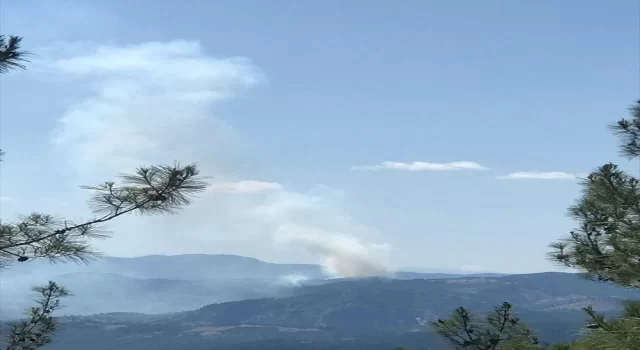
[430,302,539,350]
[0,35,209,350]
[549,101,640,287]
[4,282,68,350]
[543,101,640,349]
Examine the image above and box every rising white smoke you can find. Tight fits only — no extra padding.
[274,224,390,278]
[276,274,311,286]
[23,40,394,270]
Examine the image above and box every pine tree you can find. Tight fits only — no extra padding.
[549,101,640,286]
[430,302,540,350]
[546,100,640,348]
[0,36,209,350]
[431,101,640,350]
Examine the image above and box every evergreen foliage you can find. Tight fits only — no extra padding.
[0,35,28,73]
[431,302,539,350]
[549,102,640,287]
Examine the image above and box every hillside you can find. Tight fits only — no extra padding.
[37,272,640,350]
[1,254,506,319]
[181,273,635,329]
[1,255,325,320]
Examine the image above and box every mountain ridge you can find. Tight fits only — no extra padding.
[36,271,640,350]
[2,254,513,320]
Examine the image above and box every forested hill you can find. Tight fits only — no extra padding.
[1,254,505,319]
[40,272,640,350]
[183,272,636,330]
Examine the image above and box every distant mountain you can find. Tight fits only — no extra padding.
[398,266,504,275]
[392,271,507,280]
[38,272,640,350]
[1,254,327,281]
[1,254,326,320]
[3,272,302,318]
[2,254,500,320]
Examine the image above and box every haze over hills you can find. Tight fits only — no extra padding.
[35,271,640,350]
[0,254,506,320]
[3,254,636,350]
[5,255,632,349]
[1,254,326,281]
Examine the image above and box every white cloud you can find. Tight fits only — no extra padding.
[497,172,579,180]
[352,161,488,172]
[208,180,283,194]
[37,40,389,275]
[0,196,14,202]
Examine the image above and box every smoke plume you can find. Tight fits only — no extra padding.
[274,224,390,278]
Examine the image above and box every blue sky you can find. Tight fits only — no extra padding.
[1,0,639,274]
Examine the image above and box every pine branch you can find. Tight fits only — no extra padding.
[0,36,29,74]
[4,282,69,350]
[610,101,640,159]
[0,163,209,266]
[547,162,640,287]
[583,305,612,333]
[432,307,481,348]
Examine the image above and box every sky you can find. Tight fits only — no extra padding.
[0,0,639,275]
